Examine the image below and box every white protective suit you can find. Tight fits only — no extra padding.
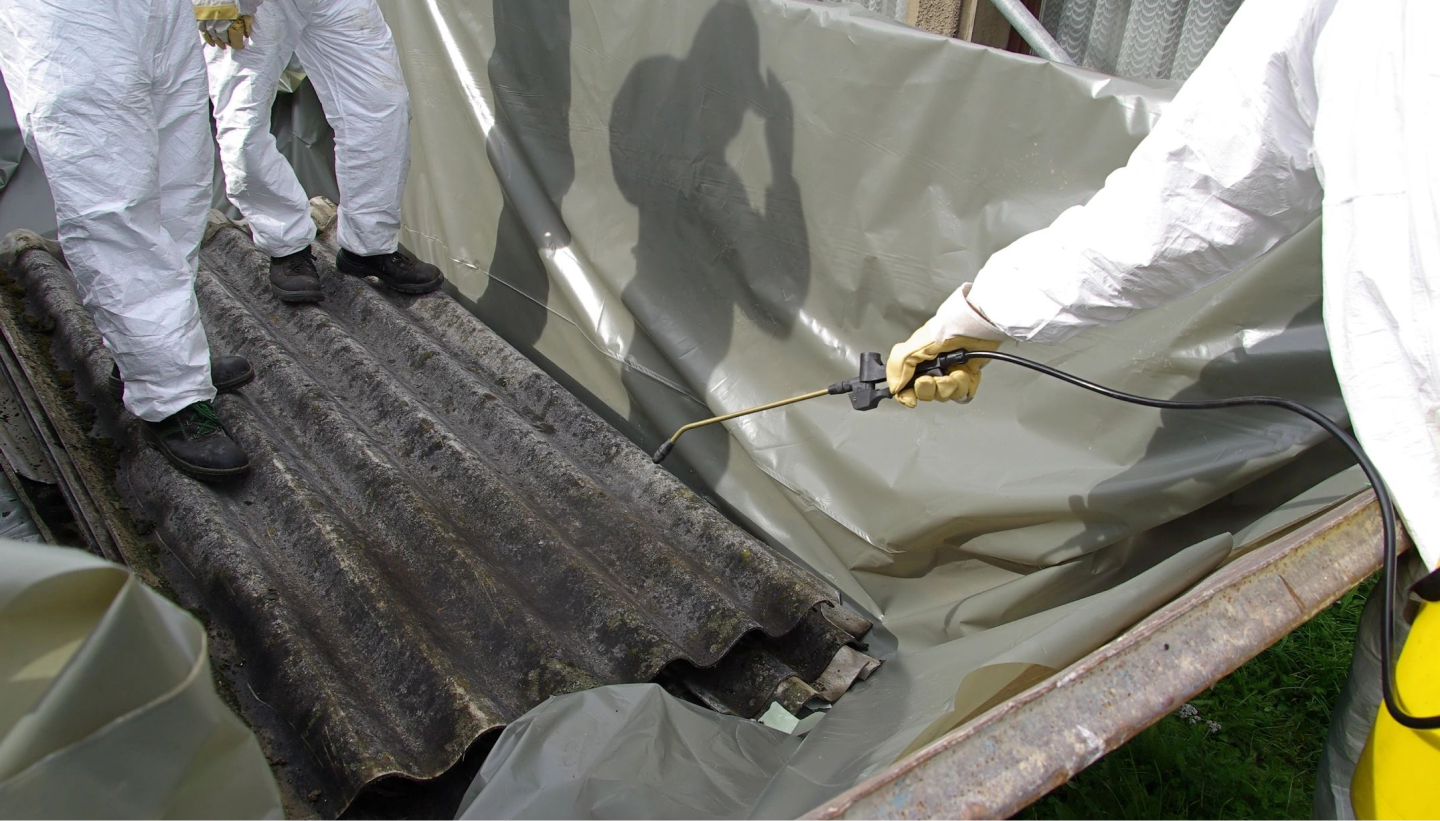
[203,0,410,258]
[0,0,216,421]
[932,0,1440,572]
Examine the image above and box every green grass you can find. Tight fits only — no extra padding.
[1021,574,1376,820]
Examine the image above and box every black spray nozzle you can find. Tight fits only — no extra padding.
[651,440,676,464]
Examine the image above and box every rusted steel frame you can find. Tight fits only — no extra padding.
[807,491,1392,819]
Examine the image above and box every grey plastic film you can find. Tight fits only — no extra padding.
[378,1,1365,815]
[384,0,1342,651]
[0,72,19,192]
[0,541,282,818]
[0,70,55,241]
[0,472,39,543]
[0,0,1361,813]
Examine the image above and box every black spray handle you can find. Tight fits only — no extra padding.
[829,349,972,411]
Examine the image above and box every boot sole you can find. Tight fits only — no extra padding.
[335,255,444,294]
[140,425,252,479]
[271,284,325,303]
[110,363,256,400]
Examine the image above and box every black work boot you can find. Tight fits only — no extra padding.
[110,355,255,401]
[335,248,444,295]
[270,248,323,303]
[142,401,251,480]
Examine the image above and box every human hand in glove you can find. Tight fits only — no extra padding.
[194,0,262,50]
[885,320,999,408]
[885,283,1008,408]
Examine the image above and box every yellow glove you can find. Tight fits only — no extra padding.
[194,1,259,50]
[200,15,253,49]
[885,319,1000,409]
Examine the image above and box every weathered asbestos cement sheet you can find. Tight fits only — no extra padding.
[0,214,875,816]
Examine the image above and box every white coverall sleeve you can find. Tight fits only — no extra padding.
[935,0,1326,345]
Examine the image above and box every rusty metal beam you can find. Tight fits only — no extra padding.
[807,491,1392,819]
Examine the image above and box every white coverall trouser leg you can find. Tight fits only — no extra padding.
[0,0,216,421]
[205,0,411,258]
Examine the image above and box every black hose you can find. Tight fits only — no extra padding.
[962,349,1438,730]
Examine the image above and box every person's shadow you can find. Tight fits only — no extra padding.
[473,0,574,349]
[609,0,811,480]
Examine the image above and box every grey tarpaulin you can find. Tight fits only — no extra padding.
[0,70,56,241]
[0,0,1370,814]
[0,541,282,818]
[0,74,18,191]
[373,0,1367,815]
[385,0,1348,649]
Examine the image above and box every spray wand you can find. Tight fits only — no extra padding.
[652,350,964,464]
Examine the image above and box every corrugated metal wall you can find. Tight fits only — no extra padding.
[820,0,1238,81]
[1040,0,1243,79]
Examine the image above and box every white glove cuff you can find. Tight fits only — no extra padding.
[930,282,1008,344]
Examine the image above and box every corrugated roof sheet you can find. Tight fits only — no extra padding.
[0,211,876,816]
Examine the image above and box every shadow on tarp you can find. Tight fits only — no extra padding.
[611,0,812,490]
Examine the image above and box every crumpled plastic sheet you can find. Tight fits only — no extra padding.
[0,69,55,241]
[374,0,1367,816]
[385,0,1348,648]
[0,541,282,818]
[0,0,1370,815]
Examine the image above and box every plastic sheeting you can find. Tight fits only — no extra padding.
[386,0,1347,653]
[0,0,1368,814]
[0,69,55,241]
[0,541,282,818]
[0,472,40,542]
[376,0,1366,815]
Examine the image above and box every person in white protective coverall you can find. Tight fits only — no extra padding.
[194,0,444,303]
[0,0,255,481]
[886,0,1439,816]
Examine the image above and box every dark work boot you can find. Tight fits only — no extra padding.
[110,355,255,401]
[335,248,444,295]
[142,401,251,480]
[270,248,323,303]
